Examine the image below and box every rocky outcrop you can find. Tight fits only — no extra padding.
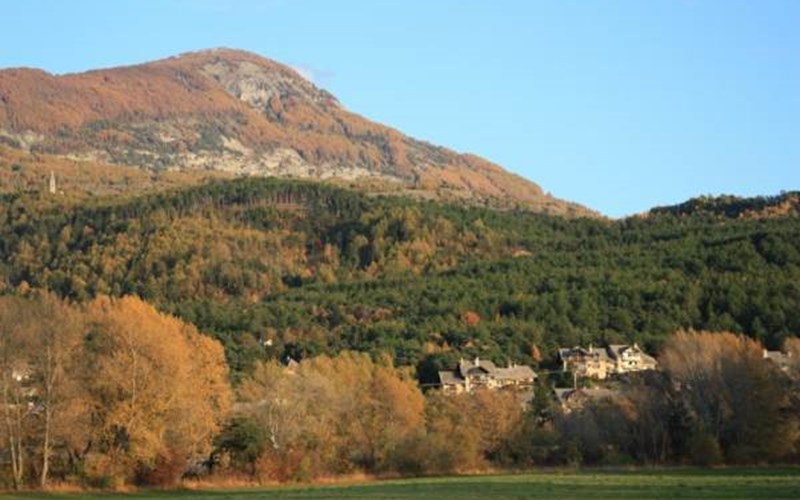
[0,48,597,216]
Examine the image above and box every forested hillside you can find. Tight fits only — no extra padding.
[1,178,798,377]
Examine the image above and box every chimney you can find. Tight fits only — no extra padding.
[474,356,479,366]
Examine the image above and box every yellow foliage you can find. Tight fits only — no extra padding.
[83,296,231,474]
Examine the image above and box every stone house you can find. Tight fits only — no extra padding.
[606,343,658,373]
[438,357,536,394]
[559,343,657,380]
[558,345,613,379]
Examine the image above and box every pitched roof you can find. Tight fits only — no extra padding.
[459,358,497,375]
[606,344,629,358]
[495,365,536,381]
[560,346,611,362]
[438,370,465,386]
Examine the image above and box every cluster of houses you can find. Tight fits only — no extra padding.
[435,343,663,411]
[434,342,798,413]
[437,343,660,395]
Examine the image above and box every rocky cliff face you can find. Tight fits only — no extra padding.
[0,48,596,216]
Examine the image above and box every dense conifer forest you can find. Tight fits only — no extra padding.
[1,178,798,377]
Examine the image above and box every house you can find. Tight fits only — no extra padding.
[763,349,793,373]
[553,387,618,413]
[558,345,613,379]
[607,343,657,373]
[438,357,536,394]
[559,343,657,380]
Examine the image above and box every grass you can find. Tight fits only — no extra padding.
[6,468,800,500]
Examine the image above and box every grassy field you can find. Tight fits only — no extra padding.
[6,468,800,499]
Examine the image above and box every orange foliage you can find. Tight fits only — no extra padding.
[461,310,481,327]
[0,49,595,215]
[83,296,231,478]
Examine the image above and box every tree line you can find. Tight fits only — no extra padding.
[1,293,799,490]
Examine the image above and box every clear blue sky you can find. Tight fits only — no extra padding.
[1,1,798,216]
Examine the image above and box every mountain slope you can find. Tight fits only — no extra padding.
[649,192,800,219]
[0,48,594,216]
[0,179,797,373]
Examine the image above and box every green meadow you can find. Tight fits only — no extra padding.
[8,468,800,500]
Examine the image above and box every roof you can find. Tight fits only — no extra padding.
[438,370,465,386]
[441,359,536,385]
[560,346,611,362]
[495,365,536,381]
[607,343,654,360]
[561,344,658,365]
[606,344,629,358]
[458,358,498,377]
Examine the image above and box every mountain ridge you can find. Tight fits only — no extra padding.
[649,191,800,219]
[0,48,597,217]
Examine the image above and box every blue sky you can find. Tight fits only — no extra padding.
[1,1,798,216]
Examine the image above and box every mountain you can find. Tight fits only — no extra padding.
[0,48,595,216]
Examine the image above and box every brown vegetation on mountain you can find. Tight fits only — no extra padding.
[0,49,594,215]
[0,145,230,198]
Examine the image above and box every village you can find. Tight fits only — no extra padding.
[434,341,795,413]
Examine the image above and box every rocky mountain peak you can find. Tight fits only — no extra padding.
[0,49,598,217]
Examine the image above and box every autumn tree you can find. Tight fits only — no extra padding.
[235,352,424,480]
[0,294,84,489]
[422,389,524,473]
[26,292,84,487]
[80,296,231,484]
[0,297,33,489]
[660,330,792,463]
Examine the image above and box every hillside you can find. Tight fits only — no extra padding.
[650,191,800,219]
[1,178,798,376]
[0,48,594,216]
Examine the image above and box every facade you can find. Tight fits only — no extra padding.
[559,343,657,380]
[558,345,613,379]
[606,343,658,373]
[438,357,536,394]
